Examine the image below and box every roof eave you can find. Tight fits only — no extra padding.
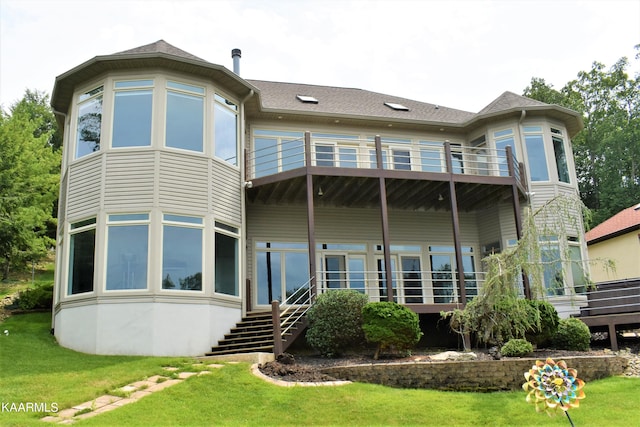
[51,52,256,113]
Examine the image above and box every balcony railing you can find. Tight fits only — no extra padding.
[313,269,485,305]
[247,133,522,186]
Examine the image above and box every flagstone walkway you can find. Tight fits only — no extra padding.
[40,363,225,424]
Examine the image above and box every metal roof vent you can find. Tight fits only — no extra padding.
[231,48,241,75]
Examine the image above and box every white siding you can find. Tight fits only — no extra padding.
[104,152,155,210]
[158,151,208,213]
[211,160,242,224]
[67,156,102,219]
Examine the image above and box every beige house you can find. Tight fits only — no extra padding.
[586,204,640,282]
[50,40,588,356]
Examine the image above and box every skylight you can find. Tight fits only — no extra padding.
[384,102,409,111]
[297,95,319,104]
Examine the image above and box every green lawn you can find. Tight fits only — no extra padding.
[0,255,55,298]
[1,313,639,426]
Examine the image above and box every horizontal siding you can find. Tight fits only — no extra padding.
[104,152,155,210]
[158,152,208,213]
[477,205,502,248]
[67,156,102,219]
[211,160,242,224]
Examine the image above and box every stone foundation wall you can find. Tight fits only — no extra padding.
[320,356,627,391]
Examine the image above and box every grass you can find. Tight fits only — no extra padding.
[1,313,639,426]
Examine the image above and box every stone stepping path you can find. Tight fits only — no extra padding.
[41,364,225,424]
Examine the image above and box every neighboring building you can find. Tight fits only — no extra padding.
[586,204,640,282]
[50,40,588,356]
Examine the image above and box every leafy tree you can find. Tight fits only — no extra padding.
[524,45,640,227]
[0,90,60,279]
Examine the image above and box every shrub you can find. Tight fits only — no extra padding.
[551,318,591,351]
[362,301,423,359]
[305,290,368,357]
[500,338,533,357]
[525,299,560,346]
[15,284,54,310]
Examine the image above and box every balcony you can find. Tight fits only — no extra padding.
[245,132,527,211]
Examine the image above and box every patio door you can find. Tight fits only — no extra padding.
[319,253,366,293]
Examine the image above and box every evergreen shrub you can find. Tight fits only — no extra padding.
[16,284,53,310]
[305,290,368,357]
[362,301,423,359]
[552,318,591,351]
[500,338,533,357]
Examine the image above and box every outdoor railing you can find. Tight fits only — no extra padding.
[247,132,521,186]
[314,269,485,304]
[580,279,640,316]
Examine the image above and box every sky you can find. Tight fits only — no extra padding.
[1,0,639,113]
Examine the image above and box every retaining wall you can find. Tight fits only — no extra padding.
[320,356,627,391]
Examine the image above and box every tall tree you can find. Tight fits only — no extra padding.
[0,90,61,279]
[524,46,640,227]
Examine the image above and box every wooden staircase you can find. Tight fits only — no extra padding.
[205,311,308,356]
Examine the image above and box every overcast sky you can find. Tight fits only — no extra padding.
[1,0,638,113]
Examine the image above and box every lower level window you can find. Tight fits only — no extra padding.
[106,214,149,290]
[215,222,239,296]
[162,215,203,291]
[68,218,96,295]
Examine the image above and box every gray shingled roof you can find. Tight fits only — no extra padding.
[477,91,549,115]
[52,40,583,134]
[114,39,208,62]
[246,79,476,124]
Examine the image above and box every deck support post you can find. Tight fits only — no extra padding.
[445,142,466,304]
[304,131,318,300]
[375,135,393,301]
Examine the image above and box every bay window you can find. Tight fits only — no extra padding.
[165,81,204,152]
[552,128,570,183]
[524,126,549,181]
[112,80,153,148]
[75,86,103,159]
[214,94,238,165]
[162,214,203,291]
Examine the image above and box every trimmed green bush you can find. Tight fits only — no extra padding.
[552,318,591,351]
[362,301,423,359]
[501,338,533,357]
[15,284,53,310]
[525,299,560,346]
[306,290,369,357]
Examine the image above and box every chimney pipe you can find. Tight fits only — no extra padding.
[231,48,241,75]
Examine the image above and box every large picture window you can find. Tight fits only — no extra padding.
[106,214,149,290]
[162,214,203,291]
[68,218,96,295]
[214,222,239,296]
[112,80,153,148]
[75,86,103,159]
[165,81,204,152]
[214,94,238,165]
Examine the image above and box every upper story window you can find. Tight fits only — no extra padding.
[523,126,549,181]
[214,94,238,165]
[75,86,103,159]
[551,128,570,183]
[493,129,515,177]
[165,81,204,152]
[112,80,153,148]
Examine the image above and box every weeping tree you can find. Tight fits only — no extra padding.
[442,194,612,349]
